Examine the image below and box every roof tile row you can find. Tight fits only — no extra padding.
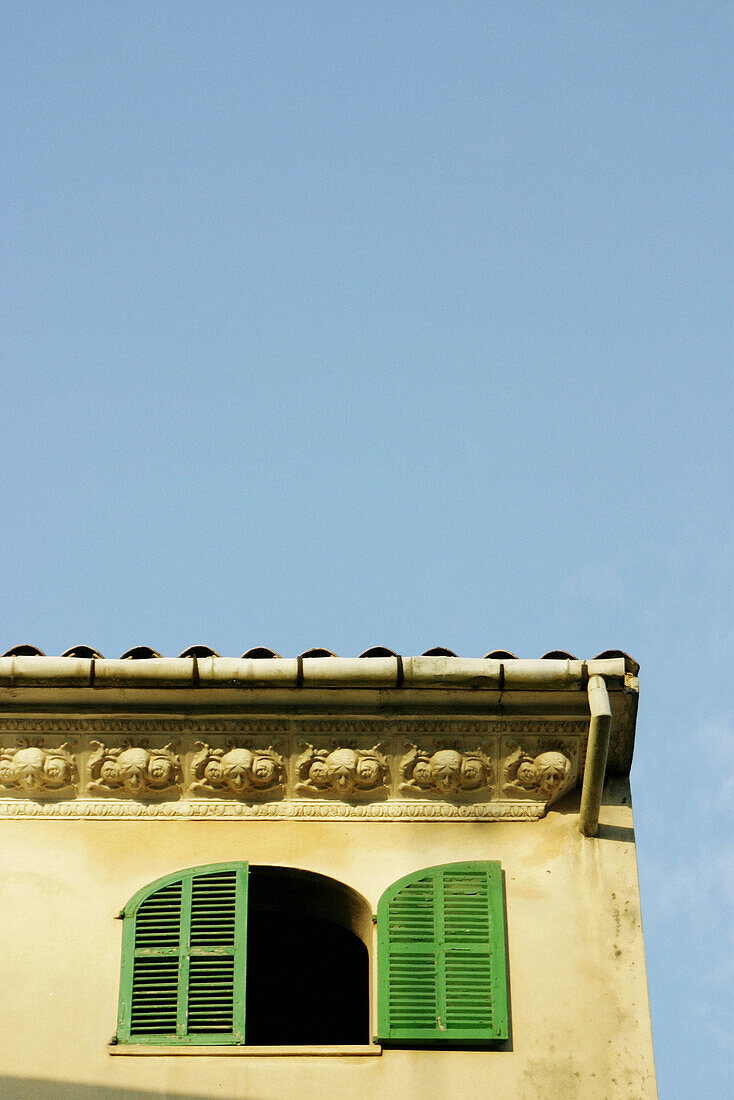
[0,644,638,674]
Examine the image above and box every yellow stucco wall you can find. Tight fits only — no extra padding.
[0,777,655,1100]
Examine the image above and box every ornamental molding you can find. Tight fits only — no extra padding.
[0,717,291,735]
[0,717,589,736]
[293,718,589,737]
[0,798,545,821]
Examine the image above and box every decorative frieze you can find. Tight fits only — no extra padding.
[0,715,588,818]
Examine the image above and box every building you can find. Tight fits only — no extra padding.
[0,645,656,1098]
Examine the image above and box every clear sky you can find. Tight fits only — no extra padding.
[2,3,732,1093]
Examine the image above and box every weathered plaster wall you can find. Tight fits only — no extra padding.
[0,777,655,1100]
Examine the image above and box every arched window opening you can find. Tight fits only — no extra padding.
[246,867,370,1045]
[116,863,371,1047]
[116,860,508,1050]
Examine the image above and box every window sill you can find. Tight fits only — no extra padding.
[109,1044,382,1057]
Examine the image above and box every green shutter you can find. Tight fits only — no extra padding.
[377,861,508,1047]
[117,862,248,1045]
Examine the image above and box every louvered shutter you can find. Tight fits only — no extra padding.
[117,862,248,1045]
[377,861,508,1046]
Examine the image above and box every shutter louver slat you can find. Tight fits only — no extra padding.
[186,869,238,1034]
[128,880,182,1034]
[134,882,182,948]
[383,873,438,1035]
[129,881,183,1035]
[130,957,179,1034]
[187,956,235,1032]
[443,869,495,1031]
[190,871,237,947]
[387,955,437,1027]
[445,955,493,1028]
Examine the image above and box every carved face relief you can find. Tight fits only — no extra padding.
[296,743,388,799]
[0,743,76,795]
[399,744,492,799]
[412,758,433,786]
[308,758,330,787]
[534,752,570,799]
[15,748,50,793]
[88,741,180,799]
[459,754,486,789]
[0,757,17,786]
[502,746,571,803]
[204,757,225,785]
[100,757,120,785]
[516,760,538,789]
[356,755,381,787]
[429,750,463,794]
[117,748,150,793]
[190,741,285,799]
[327,748,358,792]
[251,755,278,788]
[147,755,174,789]
[43,754,72,788]
[221,748,254,793]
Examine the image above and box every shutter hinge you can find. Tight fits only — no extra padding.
[372,914,377,924]
[115,909,125,920]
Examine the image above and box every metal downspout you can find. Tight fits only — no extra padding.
[578,674,612,837]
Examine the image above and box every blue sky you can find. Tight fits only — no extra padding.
[2,3,732,1093]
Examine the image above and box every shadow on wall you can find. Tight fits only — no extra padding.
[0,1081,267,1100]
[595,823,635,843]
[549,775,636,842]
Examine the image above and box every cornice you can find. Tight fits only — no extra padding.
[0,655,637,774]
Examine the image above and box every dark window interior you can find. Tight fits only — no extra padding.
[245,867,370,1045]
[246,910,369,1044]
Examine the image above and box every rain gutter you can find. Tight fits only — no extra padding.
[578,674,613,837]
[0,655,626,691]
